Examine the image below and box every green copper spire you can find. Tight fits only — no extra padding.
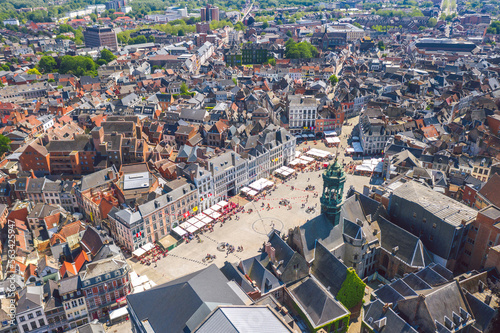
[320,155,346,225]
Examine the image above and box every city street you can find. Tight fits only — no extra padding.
[127,117,369,285]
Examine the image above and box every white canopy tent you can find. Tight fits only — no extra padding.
[218,200,229,208]
[306,148,331,159]
[185,225,198,233]
[194,221,206,229]
[324,130,337,137]
[132,248,146,258]
[247,189,258,197]
[179,222,191,230]
[325,137,341,144]
[210,211,222,219]
[172,226,187,237]
[109,306,129,322]
[355,158,383,173]
[201,216,213,224]
[203,208,215,215]
[211,203,222,211]
[142,243,155,253]
[249,178,274,192]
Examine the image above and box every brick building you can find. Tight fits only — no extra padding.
[461,205,500,271]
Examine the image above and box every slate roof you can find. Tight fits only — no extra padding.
[415,266,448,287]
[363,299,418,333]
[288,277,349,329]
[194,306,293,333]
[373,285,405,305]
[16,285,43,314]
[377,216,433,268]
[239,257,282,295]
[402,273,432,292]
[80,226,104,257]
[310,241,348,297]
[219,262,254,294]
[80,166,117,191]
[397,281,473,333]
[267,230,295,267]
[127,264,248,333]
[465,291,495,332]
[477,173,500,207]
[298,214,344,262]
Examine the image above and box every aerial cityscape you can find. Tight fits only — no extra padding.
[0,0,500,332]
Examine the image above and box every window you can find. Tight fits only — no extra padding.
[467,238,475,245]
[31,322,37,330]
[38,319,45,327]
[71,300,77,307]
[19,316,25,322]
[22,325,28,332]
[35,311,42,317]
[465,250,472,256]
[432,223,437,229]
[28,313,34,319]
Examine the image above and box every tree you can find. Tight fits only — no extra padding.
[27,68,41,75]
[147,35,155,43]
[286,30,293,37]
[262,21,269,29]
[268,58,276,66]
[59,55,98,77]
[180,82,189,94]
[427,17,437,27]
[329,74,338,86]
[100,49,116,64]
[234,22,245,31]
[337,268,366,309]
[285,39,318,59]
[177,29,185,36]
[0,135,11,156]
[377,40,385,51]
[353,22,362,28]
[38,56,57,73]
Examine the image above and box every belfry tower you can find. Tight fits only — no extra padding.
[320,157,346,226]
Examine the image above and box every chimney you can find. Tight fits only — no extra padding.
[265,242,271,255]
[382,303,391,314]
[392,246,399,254]
[269,247,276,262]
[231,152,236,166]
